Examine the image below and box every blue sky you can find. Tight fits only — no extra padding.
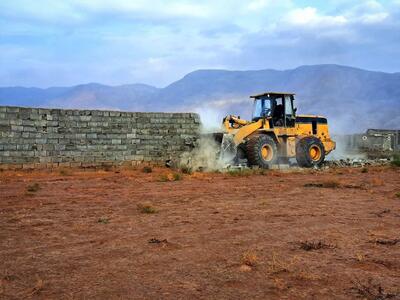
[0,0,399,87]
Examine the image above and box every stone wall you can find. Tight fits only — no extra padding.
[0,106,200,169]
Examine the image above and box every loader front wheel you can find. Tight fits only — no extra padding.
[246,135,278,168]
[296,136,325,168]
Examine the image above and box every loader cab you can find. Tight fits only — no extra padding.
[251,92,296,127]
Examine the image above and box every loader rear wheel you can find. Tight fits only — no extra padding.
[246,135,278,168]
[296,136,325,168]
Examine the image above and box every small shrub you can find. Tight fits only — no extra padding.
[59,168,72,176]
[97,217,109,224]
[361,167,368,173]
[148,238,168,244]
[304,180,340,188]
[241,250,258,267]
[299,240,335,251]
[395,192,400,198]
[173,173,182,181]
[26,183,40,193]
[142,166,152,173]
[137,203,157,214]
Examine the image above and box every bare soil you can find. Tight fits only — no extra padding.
[1,166,399,299]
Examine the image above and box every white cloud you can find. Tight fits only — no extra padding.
[247,0,270,11]
[286,7,347,26]
[74,0,213,19]
[359,12,388,23]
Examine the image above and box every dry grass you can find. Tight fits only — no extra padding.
[137,203,157,214]
[294,270,321,281]
[97,217,109,224]
[159,173,182,182]
[241,250,258,267]
[267,253,296,274]
[355,252,366,262]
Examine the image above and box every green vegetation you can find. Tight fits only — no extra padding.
[173,173,182,181]
[391,153,400,167]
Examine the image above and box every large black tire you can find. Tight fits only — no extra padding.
[296,136,325,168]
[246,135,278,168]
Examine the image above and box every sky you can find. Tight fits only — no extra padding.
[0,0,399,87]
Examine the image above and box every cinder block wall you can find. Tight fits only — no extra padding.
[0,106,200,169]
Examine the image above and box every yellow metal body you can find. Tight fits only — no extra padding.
[222,114,335,158]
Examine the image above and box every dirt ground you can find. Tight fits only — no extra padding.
[0,165,399,299]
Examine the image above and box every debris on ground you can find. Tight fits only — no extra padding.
[148,238,168,244]
[299,240,336,251]
[323,158,391,168]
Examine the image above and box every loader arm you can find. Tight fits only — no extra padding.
[232,119,263,145]
[223,115,249,132]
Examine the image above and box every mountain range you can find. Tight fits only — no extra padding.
[1,64,399,133]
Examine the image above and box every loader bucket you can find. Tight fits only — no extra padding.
[201,132,237,164]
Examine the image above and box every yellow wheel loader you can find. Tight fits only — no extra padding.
[215,92,336,168]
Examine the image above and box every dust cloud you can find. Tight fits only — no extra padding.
[179,107,236,171]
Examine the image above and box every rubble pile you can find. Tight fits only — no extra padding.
[323,158,391,168]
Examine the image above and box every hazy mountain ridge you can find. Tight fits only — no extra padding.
[1,64,399,133]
